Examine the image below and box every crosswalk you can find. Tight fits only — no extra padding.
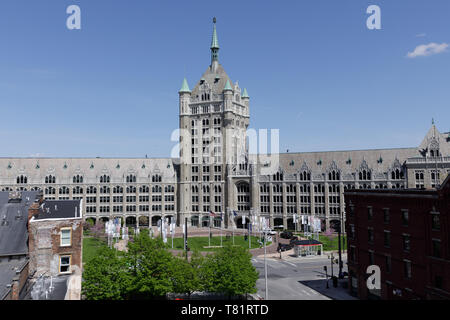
[299,287,320,297]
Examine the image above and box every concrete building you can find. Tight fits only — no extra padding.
[0,20,449,233]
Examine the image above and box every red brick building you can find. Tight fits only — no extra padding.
[345,176,450,300]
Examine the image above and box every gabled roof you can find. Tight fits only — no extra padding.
[33,199,82,220]
[418,124,450,155]
[0,191,39,256]
[191,64,233,96]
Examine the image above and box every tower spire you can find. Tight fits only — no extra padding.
[210,17,219,72]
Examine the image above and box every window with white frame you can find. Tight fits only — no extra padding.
[60,228,72,246]
[60,255,71,273]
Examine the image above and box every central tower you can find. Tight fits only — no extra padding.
[178,18,251,228]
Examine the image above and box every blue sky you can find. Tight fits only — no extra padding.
[0,0,449,158]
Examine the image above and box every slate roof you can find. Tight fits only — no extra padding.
[33,199,82,220]
[0,258,28,299]
[292,239,322,246]
[191,64,233,96]
[24,275,69,300]
[0,191,39,257]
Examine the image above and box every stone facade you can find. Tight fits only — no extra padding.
[0,21,449,232]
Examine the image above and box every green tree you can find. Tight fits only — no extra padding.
[202,244,259,297]
[125,233,177,299]
[81,246,130,300]
[170,253,201,295]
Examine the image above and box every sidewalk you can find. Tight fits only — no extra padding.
[299,278,357,300]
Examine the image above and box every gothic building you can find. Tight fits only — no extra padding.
[0,20,449,232]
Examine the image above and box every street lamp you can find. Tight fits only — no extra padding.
[263,229,269,300]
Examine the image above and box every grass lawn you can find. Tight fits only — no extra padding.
[299,233,347,251]
[83,237,108,263]
[169,235,270,252]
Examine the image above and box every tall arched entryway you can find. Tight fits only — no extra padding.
[201,216,210,227]
[287,218,295,231]
[151,215,161,226]
[274,217,283,228]
[236,216,250,229]
[125,216,136,227]
[139,216,149,227]
[191,215,199,227]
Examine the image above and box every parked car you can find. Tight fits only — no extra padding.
[263,228,277,235]
[280,231,293,239]
[289,236,299,244]
[273,225,284,230]
[278,243,293,252]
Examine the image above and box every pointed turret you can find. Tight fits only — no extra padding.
[223,79,232,91]
[179,78,191,93]
[241,88,249,99]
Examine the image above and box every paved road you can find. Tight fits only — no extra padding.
[252,255,355,300]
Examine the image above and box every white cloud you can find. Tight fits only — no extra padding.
[407,42,449,58]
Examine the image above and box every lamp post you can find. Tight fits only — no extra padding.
[324,265,329,289]
[338,210,343,278]
[263,229,269,300]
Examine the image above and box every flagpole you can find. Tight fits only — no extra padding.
[249,214,251,249]
[220,214,223,247]
[232,211,235,245]
[209,215,211,247]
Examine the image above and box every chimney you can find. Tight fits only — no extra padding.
[11,276,20,300]
[28,202,40,222]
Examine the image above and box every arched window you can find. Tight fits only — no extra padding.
[100,175,110,183]
[140,185,149,193]
[126,186,136,193]
[359,170,370,181]
[59,186,69,194]
[73,175,83,184]
[152,185,161,193]
[299,171,310,181]
[126,174,136,183]
[16,175,27,184]
[164,185,174,193]
[273,172,283,181]
[73,186,83,194]
[152,174,162,183]
[113,186,123,194]
[328,170,340,181]
[45,175,56,184]
[45,187,56,195]
[87,186,97,194]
